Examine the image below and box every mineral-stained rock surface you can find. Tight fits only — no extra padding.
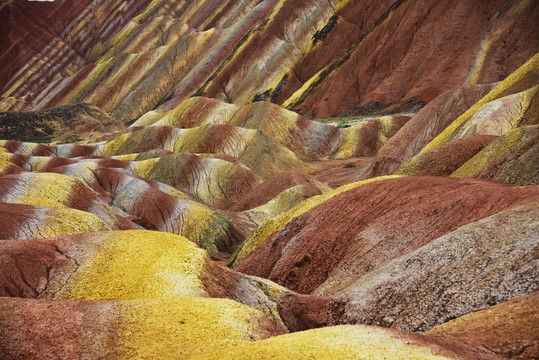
[333,202,539,332]
[2,0,537,120]
[236,177,539,294]
[0,296,285,359]
[395,135,498,177]
[426,291,539,359]
[196,325,502,360]
[1,0,538,358]
[451,125,539,185]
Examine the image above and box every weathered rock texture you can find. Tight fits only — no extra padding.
[360,84,495,178]
[1,0,537,120]
[0,0,538,358]
[426,291,539,359]
[396,135,497,177]
[237,177,539,295]
[451,125,539,185]
[197,325,502,360]
[0,297,284,359]
[334,202,539,332]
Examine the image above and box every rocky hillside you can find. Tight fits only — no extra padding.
[0,0,538,359]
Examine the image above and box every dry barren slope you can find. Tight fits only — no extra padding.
[0,0,538,359]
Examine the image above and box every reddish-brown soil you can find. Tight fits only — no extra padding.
[38,157,78,171]
[0,162,23,176]
[309,157,373,188]
[285,1,538,118]
[1,141,25,154]
[93,158,130,170]
[276,293,345,332]
[351,116,410,158]
[0,0,92,92]
[360,84,494,179]
[236,176,539,294]
[0,297,122,359]
[198,124,238,153]
[426,291,539,359]
[399,135,498,176]
[0,203,35,240]
[272,1,398,105]
[0,238,76,298]
[229,170,324,211]
[211,154,239,163]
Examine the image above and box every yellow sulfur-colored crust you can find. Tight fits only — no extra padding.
[247,185,323,225]
[24,207,111,240]
[193,325,457,360]
[449,126,531,179]
[62,230,209,300]
[1,172,74,208]
[130,156,160,178]
[421,52,539,153]
[0,147,15,173]
[117,297,273,359]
